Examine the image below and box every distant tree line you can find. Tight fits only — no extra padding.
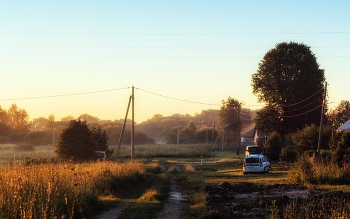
[0,104,257,146]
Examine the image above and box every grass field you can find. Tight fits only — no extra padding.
[1,143,350,218]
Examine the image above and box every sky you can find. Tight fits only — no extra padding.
[1,1,350,123]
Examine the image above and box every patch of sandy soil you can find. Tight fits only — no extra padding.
[89,202,131,219]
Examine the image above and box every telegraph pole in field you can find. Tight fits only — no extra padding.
[237,109,240,155]
[317,82,327,154]
[131,86,135,161]
[177,116,180,147]
[53,119,55,146]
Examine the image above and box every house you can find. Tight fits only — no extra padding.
[241,127,266,148]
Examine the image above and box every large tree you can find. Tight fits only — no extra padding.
[251,42,325,138]
[217,97,242,144]
[7,104,30,133]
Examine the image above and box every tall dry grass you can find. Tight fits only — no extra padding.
[0,161,145,219]
[288,154,350,185]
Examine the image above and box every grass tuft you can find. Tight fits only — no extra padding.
[288,154,350,185]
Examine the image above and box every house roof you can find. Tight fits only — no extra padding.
[241,128,255,138]
[337,119,350,131]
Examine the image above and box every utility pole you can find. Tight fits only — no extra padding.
[206,125,208,144]
[237,109,240,155]
[53,119,55,146]
[177,115,180,147]
[222,121,225,151]
[131,86,135,161]
[212,123,215,144]
[115,96,132,161]
[211,121,224,152]
[317,82,327,154]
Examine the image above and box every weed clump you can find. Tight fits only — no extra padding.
[288,154,350,185]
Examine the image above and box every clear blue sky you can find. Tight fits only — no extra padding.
[1,1,349,123]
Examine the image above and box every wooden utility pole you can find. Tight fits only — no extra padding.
[131,86,135,161]
[211,121,224,152]
[115,96,132,161]
[53,119,55,146]
[317,82,327,154]
[206,125,208,144]
[236,109,240,155]
[222,121,225,151]
[177,116,180,147]
[212,123,215,144]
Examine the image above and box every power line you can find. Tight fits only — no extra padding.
[283,104,323,118]
[2,43,350,49]
[0,87,130,101]
[281,87,324,107]
[135,88,222,106]
[1,31,350,35]
[283,97,322,113]
[0,53,262,59]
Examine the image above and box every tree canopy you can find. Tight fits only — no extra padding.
[251,42,325,137]
[217,97,242,143]
[55,119,112,161]
[6,104,30,133]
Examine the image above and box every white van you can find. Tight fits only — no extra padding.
[94,151,106,161]
[243,154,270,174]
[245,145,261,157]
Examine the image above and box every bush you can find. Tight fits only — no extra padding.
[291,124,332,154]
[280,147,298,162]
[288,154,350,185]
[330,130,350,167]
[265,132,283,160]
[55,119,112,161]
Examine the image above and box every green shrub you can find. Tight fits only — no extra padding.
[265,132,283,160]
[330,130,350,167]
[280,146,298,162]
[291,124,332,154]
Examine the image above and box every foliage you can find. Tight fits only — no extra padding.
[195,127,217,144]
[288,154,350,185]
[291,124,332,154]
[251,42,325,137]
[327,100,350,130]
[330,130,350,167]
[55,119,112,161]
[255,105,282,136]
[217,97,242,143]
[137,110,221,142]
[265,132,283,160]
[0,161,145,219]
[91,126,113,156]
[6,104,30,133]
[280,146,298,162]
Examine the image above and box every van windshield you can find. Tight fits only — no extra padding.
[245,158,259,163]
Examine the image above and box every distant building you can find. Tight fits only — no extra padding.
[241,127,266,148]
